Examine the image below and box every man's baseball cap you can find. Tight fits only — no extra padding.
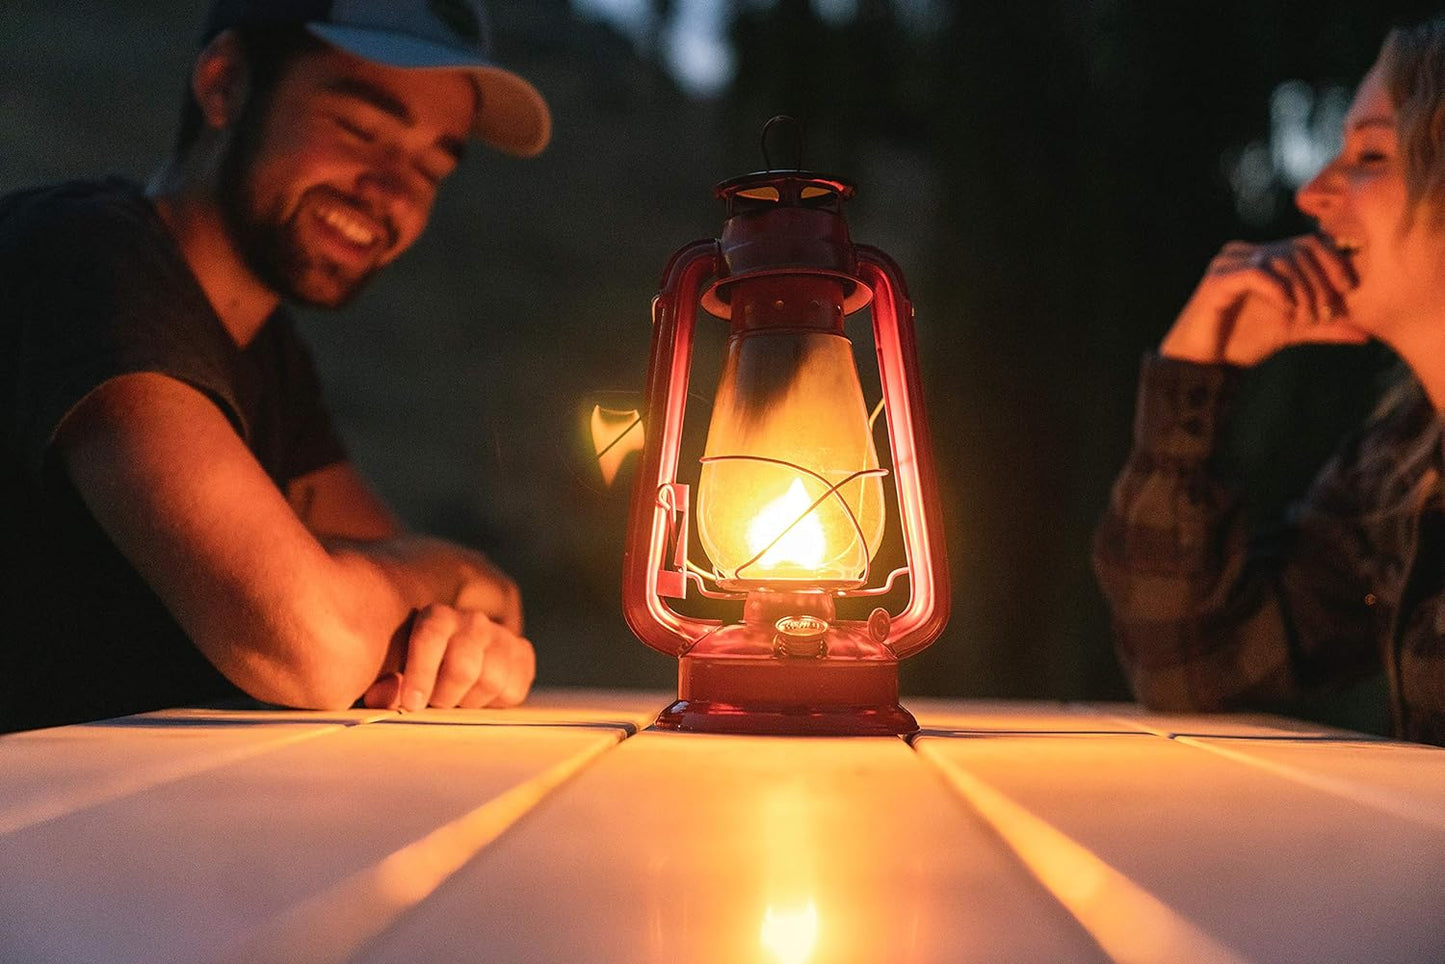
[203,0,551,157]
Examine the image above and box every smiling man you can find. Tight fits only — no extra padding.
[0,0,550,731]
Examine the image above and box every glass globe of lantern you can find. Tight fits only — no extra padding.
[698,274,886,592]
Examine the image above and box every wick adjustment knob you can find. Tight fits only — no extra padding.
[773,615,828,658]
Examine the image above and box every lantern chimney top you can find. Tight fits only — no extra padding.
[714,115,856,217]
[703,117,868,318]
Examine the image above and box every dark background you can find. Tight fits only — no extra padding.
[5,0,1440,727]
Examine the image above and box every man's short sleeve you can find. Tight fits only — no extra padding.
[240,311,350,485]
[1,180,245,484]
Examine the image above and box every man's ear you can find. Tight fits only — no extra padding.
[191,29,250,130]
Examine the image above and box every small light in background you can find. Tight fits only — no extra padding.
[571,0,948,99]
[660,0,736,98]
[1225,80,1348,226]
[810,0,860,27]
[590,405,644,487]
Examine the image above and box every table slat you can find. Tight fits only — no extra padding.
[354,732,1112,964]
[0,710,388,836]
[411,687,668,731]
[909,699,1151,734]
[917,731,1445,964]
[1179,736,1445,832]
[0,719,624,964]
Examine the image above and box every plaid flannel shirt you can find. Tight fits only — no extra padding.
[1094,353,1445,746]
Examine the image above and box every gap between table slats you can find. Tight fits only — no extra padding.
[1185,735,1445,834]
[913,737,1255,964]
[0,718,386,837]
[212,728,623,964]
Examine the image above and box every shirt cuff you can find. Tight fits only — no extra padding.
[1131,352,1240,461]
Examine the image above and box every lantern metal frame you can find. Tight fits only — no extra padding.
[622,163,949,736]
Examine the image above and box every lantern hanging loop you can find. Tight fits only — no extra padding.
[760,114,805,171]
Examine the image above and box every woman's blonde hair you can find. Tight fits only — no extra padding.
[1385,16,1445,214]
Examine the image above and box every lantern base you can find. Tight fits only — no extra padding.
[652,650,917,736]
[653,697,918,736]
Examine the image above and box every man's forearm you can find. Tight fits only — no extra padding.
[323,533,523,632]
[324,534,462,607]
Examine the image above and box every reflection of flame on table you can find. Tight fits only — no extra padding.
[590,406,644,486]
[761,900,819,964]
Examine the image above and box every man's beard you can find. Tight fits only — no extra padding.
[215,102,388,309]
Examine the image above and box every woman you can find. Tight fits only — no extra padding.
[1094,16,1445,745]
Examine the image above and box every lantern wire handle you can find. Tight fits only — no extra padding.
[731,466,883,582]
[761,115,805,172]
[698,454,886,582]
[682,562,744,600]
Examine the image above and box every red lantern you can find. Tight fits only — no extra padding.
[623,125,949,735]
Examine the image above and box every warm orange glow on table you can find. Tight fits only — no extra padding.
[2,694,1443,963]
[760,900,820,964]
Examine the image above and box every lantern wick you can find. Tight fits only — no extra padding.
[761,115,805,172]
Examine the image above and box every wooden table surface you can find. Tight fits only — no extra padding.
[1,690,1442,964]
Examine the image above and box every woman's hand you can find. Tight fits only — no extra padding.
[1160,235,1369,366]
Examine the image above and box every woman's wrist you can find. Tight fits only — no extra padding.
[1159,313,1224,364]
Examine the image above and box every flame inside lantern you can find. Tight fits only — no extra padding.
[746,478,827,571]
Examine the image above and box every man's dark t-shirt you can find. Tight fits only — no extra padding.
[0,178,348,732]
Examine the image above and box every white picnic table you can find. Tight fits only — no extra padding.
[2,689,1443,963]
